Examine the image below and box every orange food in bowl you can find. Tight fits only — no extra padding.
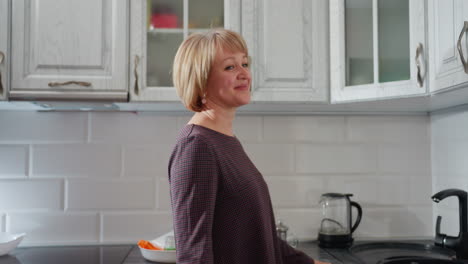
[138,240,163,250]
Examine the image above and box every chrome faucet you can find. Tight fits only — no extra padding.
[432,188,468,259]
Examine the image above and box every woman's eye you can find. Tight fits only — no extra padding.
[224,65,234,70]
[242,63,249,68]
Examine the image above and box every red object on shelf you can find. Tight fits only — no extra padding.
[151,13,178,28]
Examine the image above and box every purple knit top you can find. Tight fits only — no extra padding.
[168,124,314,264]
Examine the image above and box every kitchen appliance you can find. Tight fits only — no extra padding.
[318,193,362,248]
[432,188,468,259]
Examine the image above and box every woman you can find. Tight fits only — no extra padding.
[169,28,329,264]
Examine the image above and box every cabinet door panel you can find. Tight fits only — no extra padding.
[0,0,8,100]
[331,0,427,103]
[129,0,238,102]
[10,0,128,100]
[429,0,468,92]
[243,0,328,102]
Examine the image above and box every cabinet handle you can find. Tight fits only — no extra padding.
[457,21,468,74]
[48,81,91,87]
[0,51,4,94]
[134,55,140,96]
[415,43,424,88]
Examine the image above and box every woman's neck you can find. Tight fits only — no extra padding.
[188,105,236,137]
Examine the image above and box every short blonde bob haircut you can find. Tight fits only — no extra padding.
[172,28,249,112]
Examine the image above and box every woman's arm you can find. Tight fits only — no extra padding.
[168,135,218,264]
[278,238,331,264]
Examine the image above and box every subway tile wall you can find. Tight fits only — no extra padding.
[431,107,468,238]
[0,111,432,246]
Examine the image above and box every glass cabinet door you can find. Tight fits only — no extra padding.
[130,0,229,102]
[345,0,410,86]
[331,0,427,103]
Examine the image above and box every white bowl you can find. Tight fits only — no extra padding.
[0,232,25,256]
[138,247,176,263]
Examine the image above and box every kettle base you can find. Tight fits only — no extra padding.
[318,233,353,248]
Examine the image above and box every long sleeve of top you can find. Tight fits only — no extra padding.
[168,124,314,264]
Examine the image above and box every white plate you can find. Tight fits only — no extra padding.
[139,247,176,263]
[0,232,25,256]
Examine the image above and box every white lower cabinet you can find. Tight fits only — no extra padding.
[0,0,9,100]
[428,0,468,93]
[241,0,328,102]
[9,0,129,101]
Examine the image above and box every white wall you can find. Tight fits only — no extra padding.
[0,111,432,246]
[431,106,468,237]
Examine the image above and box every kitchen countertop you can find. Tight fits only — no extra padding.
[1,240,466,264]
[123,241,340,263]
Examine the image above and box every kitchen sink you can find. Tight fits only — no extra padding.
[348,242,463,264]
[376,256,465,264]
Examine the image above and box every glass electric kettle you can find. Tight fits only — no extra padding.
[318,193,362,248]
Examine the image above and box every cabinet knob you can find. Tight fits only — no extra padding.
[0,51,5,94]
[134,55,140,96]
[48,81,91,87]
[415,43,424,88]
[457,21,468,74]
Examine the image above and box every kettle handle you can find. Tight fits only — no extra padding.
[350,201,362,233]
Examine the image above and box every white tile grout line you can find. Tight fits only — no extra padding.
[2,214,6,232]
[87,112,92,143]
[99,212,104,243]
[27,145,33,177]
[63,179,68,211]
[120,146,125,178]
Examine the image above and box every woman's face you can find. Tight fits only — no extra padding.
[205,48,251,110]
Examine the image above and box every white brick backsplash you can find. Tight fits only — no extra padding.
[67,179,155,210]
[8,212,99,245]
[379,143,430,174]
[296,144,377,173]
[123,144,172,178]
[265,177,325,208]
[327,176,410,206]
[0,112,87,143]
[234,116,263,142]
[264,116,345,142]
[0,180,63,210]
[355,207,433,238]
[102,213,173,242]
[348,116,429,143]
[91,113,178,144]
[434,206,459,237]
[0,111,436,245]
[158,178,171,210]
[243,144,295,175]
[409,175,433,205]
[431,109,468,140]
[274,209,322,241]
[0,145,28,177]
[32,144,121,177]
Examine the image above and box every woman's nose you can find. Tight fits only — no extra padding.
[238,66,251,79]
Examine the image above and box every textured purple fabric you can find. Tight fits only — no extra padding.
[168,124,314,264]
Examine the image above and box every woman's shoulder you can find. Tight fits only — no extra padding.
[175,124,213,146]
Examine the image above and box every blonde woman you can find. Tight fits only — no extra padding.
[169,28,329,264]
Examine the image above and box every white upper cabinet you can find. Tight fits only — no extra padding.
[428,0,468,93]
[0,0,8,100]
[9,0,129,101]
[241,0,328,102]
[330,0,427,103]
[129,0,239,102]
